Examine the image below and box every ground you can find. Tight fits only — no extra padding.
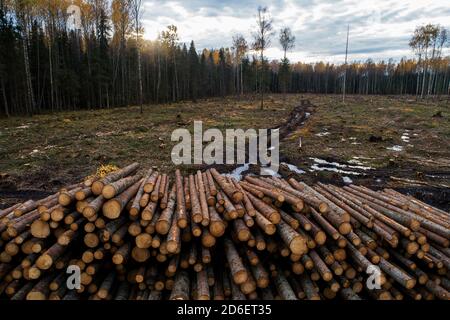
[1,94,449,209]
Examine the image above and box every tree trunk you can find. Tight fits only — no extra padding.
[1,77,9,117]
[173,51,179,102]
[137,42,143,113]
[240,62,244,96]
[421,48,428,99]
[260,51,264,110]
[156,47,161,103]
[21,18,35,115]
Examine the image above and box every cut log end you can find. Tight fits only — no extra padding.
[314,231,327,245]
[166,241,178,253]
[26,292,46,300]
[406,279,417,289]
[112,254,124,265]
[31,220,50,239]
[209,222,225,237]
[36,254,53,270]
[58,194,71,206]
[233,270,248,285]
[102,200,122,219]
[177,218,188,229]
[289,237,308,255]
[410,220,420,231]
[102,185,117,199]
[28,267,41,279]
[232,192,244,203]
[91,181,104,195]
[156,221,170,235]
[338,222,352,235]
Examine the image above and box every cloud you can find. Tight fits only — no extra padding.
[141,0,450,63]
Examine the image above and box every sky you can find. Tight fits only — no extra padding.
[140,0,450,64]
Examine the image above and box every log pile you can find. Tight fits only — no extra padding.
[0,163,449,300]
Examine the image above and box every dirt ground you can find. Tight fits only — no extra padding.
[1,94,449,209]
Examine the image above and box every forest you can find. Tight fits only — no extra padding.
[0,0,449,116]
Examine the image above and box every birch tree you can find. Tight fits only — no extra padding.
[279,27,295,99]
[131,0,143,113]
[252,6,273,110]
[232,34,248,97]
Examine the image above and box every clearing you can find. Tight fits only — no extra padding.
[1,94,449,209]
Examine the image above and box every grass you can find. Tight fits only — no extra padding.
[0,94,449,191]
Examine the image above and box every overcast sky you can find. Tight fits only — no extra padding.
[141,0,450,64]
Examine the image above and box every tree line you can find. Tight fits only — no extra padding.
[0,2,449,117]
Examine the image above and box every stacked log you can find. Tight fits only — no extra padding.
[0,163,449,300]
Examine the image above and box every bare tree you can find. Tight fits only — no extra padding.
[232,34,248,97]
[131,0,143,113]
[410,24,443,99]
[429,27,447,96]
[252,6,273,110]
[279,27,295,99]
[279,27,295,60]
[409,28,425,98]
[343,24,350,103]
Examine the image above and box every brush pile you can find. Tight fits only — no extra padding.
[0,162,449,300]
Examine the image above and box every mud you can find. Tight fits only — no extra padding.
[273,99,314,140]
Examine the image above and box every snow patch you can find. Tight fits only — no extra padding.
[342,176,353,184]
[401,131,410,143]
[315,132,330,137]
[387,145,403,152]
[281,162,305,174]
[226,163,250,181]
[310,158,373,170]
[260,167,281,178]
[310,164,363,176]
